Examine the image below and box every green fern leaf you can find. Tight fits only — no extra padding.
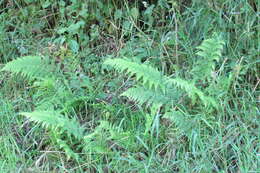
[163,111,196,138]
[121,86,179,109]
[192,35,225,82]
[104,58,166,91]
[56,138,80,160]
[167,78,218,108]
[2,56,52,80]
[104,58,217,109]
[20,111,84,139]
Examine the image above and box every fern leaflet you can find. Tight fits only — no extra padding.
[167,78,218,108]
[104,58,166,91]
[2,56,52,80]
[20,111,84,139]
[121,86,180,109]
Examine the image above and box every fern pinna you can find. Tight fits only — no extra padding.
[2,56,53,80]
[20,111,84,139]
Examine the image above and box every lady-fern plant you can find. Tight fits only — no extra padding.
[104,58,218,112]
[104,35,224,113]
[1,55,87,160]
[104,35,224,136]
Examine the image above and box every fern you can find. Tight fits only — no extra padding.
[163,111,198,138]
[2,56,53,80]
[56,138,80,160]
[3,55,88,141]
[104,58,166,91]
[20,111,84,139]
[104,58,218,110]
[83,121,135,153]
[121,86,180,109]
[192,35,225,82]
[32,80,75,111]
[167,78,218,108]
[3,55,91,160]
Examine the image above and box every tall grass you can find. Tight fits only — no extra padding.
[0,0,259,172]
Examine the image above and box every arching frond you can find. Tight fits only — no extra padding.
[2,56,52,80]
[167,78,218,108]
[104,58,166,91]
[20,111,84,139]
[104,57,218,110]
[121,86,179,109]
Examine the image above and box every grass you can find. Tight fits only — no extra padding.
[0,0,259,172]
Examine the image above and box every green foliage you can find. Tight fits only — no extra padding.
[1,53,91,162]
[192,34,225,82]
[83,120,136,153]
[121,86,176,109]
[56,137,80,160]
[2,56,52,80]
[104,58,166,91]
[104,57,218,110]
[163,111,195,137]
[20,111,84,139]
[0,0,259,172]
[167,78,217,108]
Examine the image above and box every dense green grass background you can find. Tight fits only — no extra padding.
[0,0,259,172]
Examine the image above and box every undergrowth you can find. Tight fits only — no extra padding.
[0,0,259,172]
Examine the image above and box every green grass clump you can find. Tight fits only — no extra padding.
[0,0,259,172]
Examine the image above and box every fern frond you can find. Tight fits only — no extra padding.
[104,58,166,91]
[20,111,84,139]
[33,82,74,111]
[104,58,217,109]
[167,78,218,108]
[2,56,52,80]
[163,111,196,137]
[56,138,80,160]
[196,37,224,62]
[192,35,225,82]
[121,86,179,109]
[83,121,134,152]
